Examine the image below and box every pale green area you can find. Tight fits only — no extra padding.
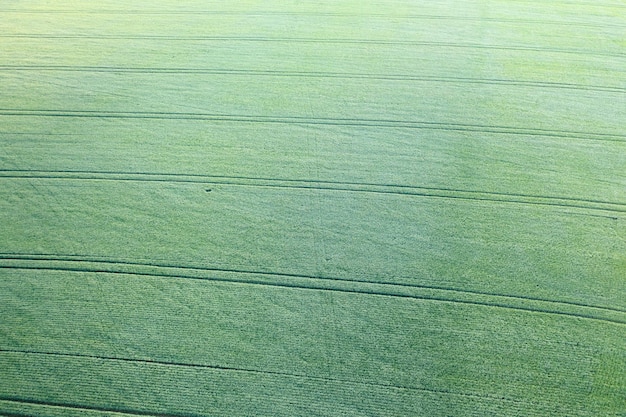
[0,0,625,416]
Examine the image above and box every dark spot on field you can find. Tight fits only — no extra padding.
[205,189,212,192]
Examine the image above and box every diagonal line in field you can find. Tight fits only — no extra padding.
[0,349,540,407]
[1,35,624,58]
[0,170,624,214]
[0,255,624,324]
[0,395,199,417]
[0,9,623,28]
[0,109,623,142]
[1,66,623,93]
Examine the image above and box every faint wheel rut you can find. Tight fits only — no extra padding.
[1,170,625,214]
[1,254,624,324]
[0,109,624,142]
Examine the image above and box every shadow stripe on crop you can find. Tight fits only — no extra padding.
[0,349,545,407]
[0,109,623,142]
[2,35,623,58]
[1,170,624,215]
[1,256,624,324]
[1,66,622,93]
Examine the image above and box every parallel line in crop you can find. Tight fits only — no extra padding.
[0,349,543,406]
[0,395,197,417]
[1,170,624,215]
[2,35,623,58]
[1,256,624,324]
[0,110,623,142]
[1,66,622,93]
[5,253,625,313]
[0,9,623,27]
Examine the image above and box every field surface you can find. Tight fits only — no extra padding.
[1,0,625,416]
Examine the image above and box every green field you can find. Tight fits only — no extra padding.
[1,0,625,416]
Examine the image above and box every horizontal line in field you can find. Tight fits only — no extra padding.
[0,8,622,27]
[1,170,624,214]
[1,255,624,324]
[1,35,623,58]
[0,395,186,417]
[1,66,622,93]
[0,109,623,142]
[0,350,529,408]
[0,397,204,417]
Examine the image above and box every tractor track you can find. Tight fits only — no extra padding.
[1,255,624,324]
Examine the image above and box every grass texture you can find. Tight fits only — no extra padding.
[1,1,625,416]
